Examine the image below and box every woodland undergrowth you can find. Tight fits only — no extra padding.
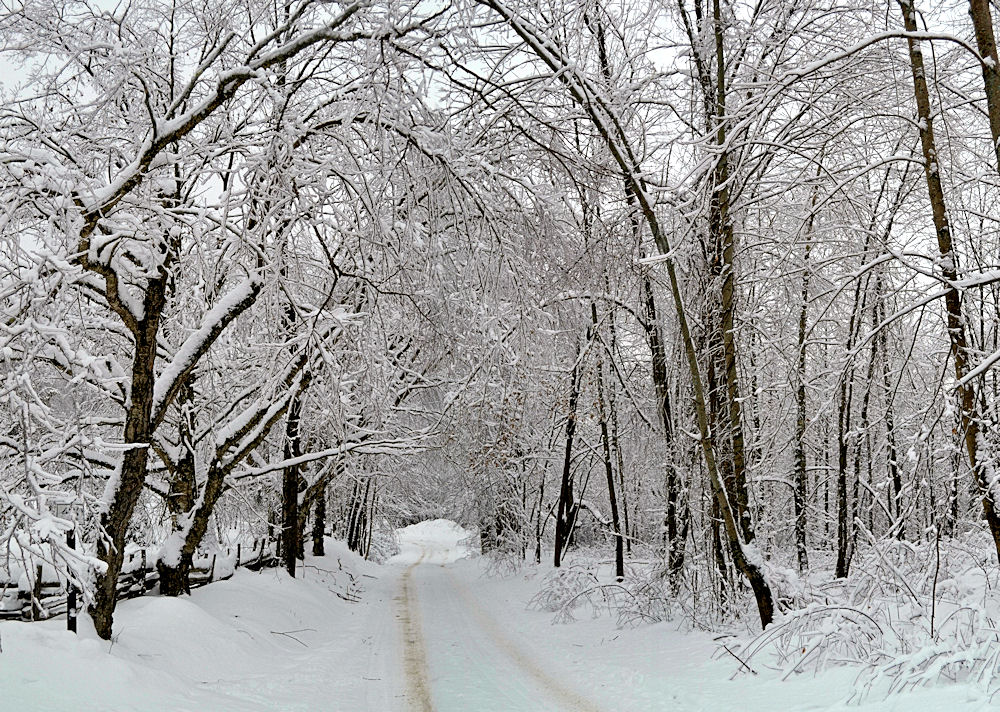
[518,533,1000,700]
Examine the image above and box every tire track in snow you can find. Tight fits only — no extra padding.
[396,548,434,712]
[443,568,605,712]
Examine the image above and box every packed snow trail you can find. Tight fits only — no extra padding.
[396,549,433,711]
[391,522,604,712]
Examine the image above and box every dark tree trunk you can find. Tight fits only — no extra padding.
[605,294,631,557]
[159,379,199,597]
[968,0,1000,172]
[554,337,584,568]
[793,209,813,573]
[592,303,625,581]
[835,329,857,578]
[158,458,231,595]
[66,529,78,634]
[534,460,547,564]
[158,556,193,597]
[874,269,904,540]
[312,486,326,556]
[347,478,372,553]
[282,392,303,577]
[589,14,632,562]
[711,0,752,544]
[641,268,685,582]
[836,236,873,576]
[90,280,167,640]
[711,498,728,603]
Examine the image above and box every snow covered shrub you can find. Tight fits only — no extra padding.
[614,564,676,626]
[528,566,600,615]
[851,533,1000,699]
[366,520,401,563]
[481,548,525,577]
[612,553,815,630]
[722,533,1000,701]
[528,564,634,623]
[724,604,888,676]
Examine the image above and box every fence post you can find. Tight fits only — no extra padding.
[236,543,242,569]
[31,564,43,621]
[209,554,216,582]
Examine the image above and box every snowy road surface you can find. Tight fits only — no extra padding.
[1,521,993,711]
[386,521,604,712]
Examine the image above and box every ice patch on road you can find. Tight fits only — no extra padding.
[390,519,476,565]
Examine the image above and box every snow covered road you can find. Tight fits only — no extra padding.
[390,528,604,712]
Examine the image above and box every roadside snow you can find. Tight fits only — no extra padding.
[449,559,991,711]
[0,538,393,712]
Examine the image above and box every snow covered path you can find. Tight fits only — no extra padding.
[390,525,604,712]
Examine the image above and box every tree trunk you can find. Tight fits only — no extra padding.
[641,267,686,582]
[793,230,811,573]
[90,282,167,640]
[835,276,867,577]
[605,293,631,556]
[968,0,1000,172]
[347,478,372,553]
[592,303,625,581]
[554,337,584,568]
[711,0,752,544]
[159,379,199,597]
[158,555,193,597]
[898,0,1000,563]
[282,391,303,577]
[534,452,547,564]
[793,176,820,572]
[158,459,232,595]
[589,7,633,560]
[346,478,363,552]
[66,529,78,634]
[363,488,377,559]
[874,268,904,540]
[312,485,326,556]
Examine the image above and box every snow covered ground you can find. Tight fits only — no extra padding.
[0,540,392,711]
[0,522,993,710]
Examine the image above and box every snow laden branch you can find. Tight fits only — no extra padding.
[75,1,430,241]
[232,433,435,480]
[150,274,263,429]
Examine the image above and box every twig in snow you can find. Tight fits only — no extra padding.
[270,628,316,646]
[719,642,758,675]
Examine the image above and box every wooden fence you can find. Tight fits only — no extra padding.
[0,538,279,623]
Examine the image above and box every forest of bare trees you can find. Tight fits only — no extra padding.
[3,4,1000,685]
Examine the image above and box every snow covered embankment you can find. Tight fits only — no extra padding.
[0,538,378,712]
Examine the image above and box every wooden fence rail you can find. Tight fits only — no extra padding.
[0,538,279,623]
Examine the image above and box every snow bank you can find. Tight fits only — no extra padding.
[390,518,475,565]
[0,537,378,711]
